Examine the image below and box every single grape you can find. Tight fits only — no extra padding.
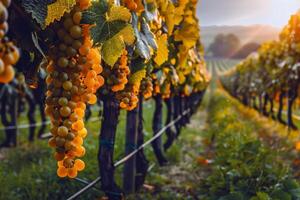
[57,57,69,68]
[63,17,74,30]
[58,97,68,106]
[57,126,68,137]
[60,106,72,117]
[63,81,73,90]
[72,11,82,25]
[70,25,82,39]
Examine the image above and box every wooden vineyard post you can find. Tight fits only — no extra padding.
[152,94,168,166]
[163,97,176,151]
[287,86,298,130]
[135,95,149,191]
[0,86,18,148]
[123,106,139,194]
[277,90,286,125]
[174,95,181,138]
[98,94,123,200]
[26,93,36,142]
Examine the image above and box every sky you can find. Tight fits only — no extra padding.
[197,0,300,28]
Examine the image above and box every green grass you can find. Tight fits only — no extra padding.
[197,89,299,199]
[0,97,205,200]
[0,101,146,199]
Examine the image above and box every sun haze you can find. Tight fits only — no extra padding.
[197,0,300,28]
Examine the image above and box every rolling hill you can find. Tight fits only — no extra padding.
[201,25,280,50]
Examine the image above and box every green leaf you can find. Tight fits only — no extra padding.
[129,69,146,84]
[141,17,157,50]
[218,192,245,200]
[283,179,300,190]
[256,192,271,200]
[132,13,151,60]
[142,0,156,21]
[271,190,291,200]
[82,0,108,24]
[21,0,54,27]
[101,36,125,67]
[83,2,132,46]
[289,188,300,198]
[90,20,128,46]
[114,24,135,45]
[107,5,131,22]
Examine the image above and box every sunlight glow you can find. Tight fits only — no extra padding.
[198,0,300,27]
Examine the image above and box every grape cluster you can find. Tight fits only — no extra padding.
[102,50,140,110]
[117,84,139,111]
[124,0,138,11]
[45,0,104,178]
[0,0,19,83]
[103,50,130,92]
[152,74,161,96]
[140,76,153,99]
[161,82,171,99]
[183,84,191,96]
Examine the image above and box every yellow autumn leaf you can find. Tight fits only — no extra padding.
[154,34,169,66]
[178,0,189,7]
[174,22,199,49]
[129,69,147,84]
[172,0,188,25]
[156,0,168,14]
[45,0,76,27]
[178,71,186,84]
[102,35,125,67]
[173,6,185,25]
[115,24,135,45]
[177,45,189,67]
[107,5,131,22]
[165,3,175,35]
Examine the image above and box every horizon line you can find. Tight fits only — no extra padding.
[200,24,282,28]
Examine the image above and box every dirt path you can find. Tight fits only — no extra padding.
[129,108,208,200]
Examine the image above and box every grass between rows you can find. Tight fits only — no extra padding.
[0,97,208,200]
[197,89,300,200]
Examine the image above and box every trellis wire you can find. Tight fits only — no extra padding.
[66,109,191,200]
[0,116,101,131]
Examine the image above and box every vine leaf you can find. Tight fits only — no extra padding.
[154,34,169,66]
[115,24,135,45]
[165,2,175,35]
[132,13,151,60]
[178,71,186,84]
[45,0,77,27]
[142,0,156,21]
[141,18,157,50]
[83,2,135,66]
[174,21,199,49]
[21,0,54,27]
[107,5,131,22]
[129,69,146,84]
[102,35,125,67]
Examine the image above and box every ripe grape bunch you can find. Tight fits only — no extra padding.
[161,82,171,99]
[124,0,138,11]
[102,49,130,93]
[0,0,19,83]
[45,0,104,178]
[140,76,153,99]
[117,83,139,111]
[152,74,161,96]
